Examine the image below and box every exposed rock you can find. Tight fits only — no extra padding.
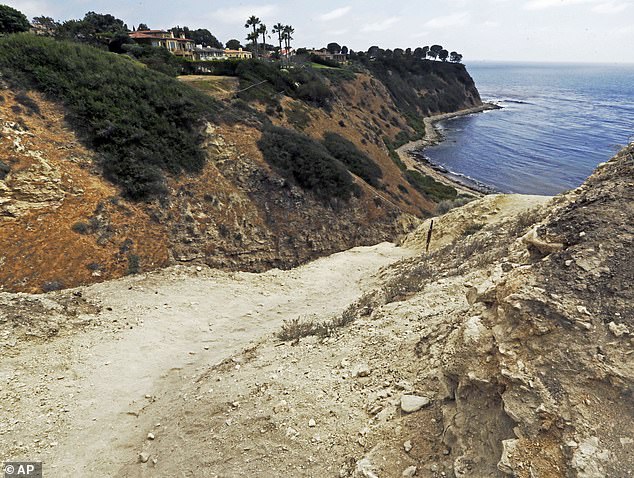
[402,465,417,477]
[400,395,430,413]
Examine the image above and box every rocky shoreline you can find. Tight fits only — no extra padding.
[397,103,501,197]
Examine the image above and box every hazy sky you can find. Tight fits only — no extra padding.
[5,0,634,63]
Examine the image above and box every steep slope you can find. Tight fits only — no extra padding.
[0,35,481,293]
[0,145,630,476]
[109,145,628,477]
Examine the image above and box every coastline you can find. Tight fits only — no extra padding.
[397,103,500,197]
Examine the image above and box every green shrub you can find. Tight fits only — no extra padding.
[127,253,140,274]
[0,160,10,180]
[14,91,41,115]
[257,126,354,201]
[383,138,407,170]
[71,221,91,235]
[0,34,222,200]
[286,104,311,130]
[322,132,382,187]
[405,169,457,202]
[462,222,485,237]
[42,280,65,292]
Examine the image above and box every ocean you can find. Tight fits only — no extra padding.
[420,62,634,195]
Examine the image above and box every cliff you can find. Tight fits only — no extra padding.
[0,35,481,292]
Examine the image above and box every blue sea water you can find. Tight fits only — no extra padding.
[421,62,634,195]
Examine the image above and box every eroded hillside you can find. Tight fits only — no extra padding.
[119,145,632,477]
[0,36,482,293]
[0,145,631,477]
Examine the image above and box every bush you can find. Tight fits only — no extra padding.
[405,169,457,202]
[436,196,473,214]
[0,160,10,180]
[462,222,485,237]
[257,126,354,201]
[0,34,221,200]
[127,253,140,274]
[71,221,91,235]
[42,280,65,292]
[322,132,383,187]
[14,91,41,115]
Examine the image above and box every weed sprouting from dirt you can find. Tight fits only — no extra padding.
[276,296,374,342]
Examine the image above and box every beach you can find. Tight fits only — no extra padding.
[397,103,499,197]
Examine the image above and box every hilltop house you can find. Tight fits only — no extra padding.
[309,49,347,64]
[194,46,226,61]
[224,48,252,60]
[130,30,195,59]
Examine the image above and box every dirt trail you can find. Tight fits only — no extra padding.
[0,242,412,476]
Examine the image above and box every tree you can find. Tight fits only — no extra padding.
[429,44,443,61]
[57,12,128,49]
[341,45,349,55]
[367,45,380,58]
[422,46,429,59]
[32,16,60,36]
[393,48,404,56]
[226,38,242,50]
[272,23,285,53]
[246,31,259,53]
[137,23,149,31]
[327,42,341,54]
[282,25,294,55]
[245,15,261,56]
[450,51,463,63]
[439,49,449,62]
[190,28,222,48]
[258,23,268,53]
[405,47,412,56]
[0,5,30,34]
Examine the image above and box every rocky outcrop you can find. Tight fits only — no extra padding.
[435,145,634,477]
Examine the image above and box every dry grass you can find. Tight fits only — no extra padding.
[276,296,373,342]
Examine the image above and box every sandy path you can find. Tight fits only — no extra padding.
[0,242,413,476]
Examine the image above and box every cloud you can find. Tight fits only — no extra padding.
[424,12,470,29]
[524,0,595,10]
[318,6,351,21]
[213,4,278,24]
[360,17,400,32]
[325,28,350,36]
[592,1,630,13]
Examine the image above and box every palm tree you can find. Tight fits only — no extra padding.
[282,25,294,57]
[258,23,268,56]
[245,15,261,56]
[272,23,285,54]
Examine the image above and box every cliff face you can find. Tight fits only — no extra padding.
[0,55,479,293]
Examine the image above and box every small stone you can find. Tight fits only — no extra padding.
[400,395,430,413]
[620,437,634,446]
[354,364,371,378]
[147,432,155,440]
[308,419,316,428]
[196,266,202,272]
[609,322,629,337]
[404,440,413,452]
[139,452,150,463]
[576,305,591,316]
[402,465,417,477]
[565,260,573,267]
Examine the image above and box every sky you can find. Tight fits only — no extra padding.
[5,0,634,63]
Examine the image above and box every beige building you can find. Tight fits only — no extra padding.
[224,48,253,60]
[130,30,195,59]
